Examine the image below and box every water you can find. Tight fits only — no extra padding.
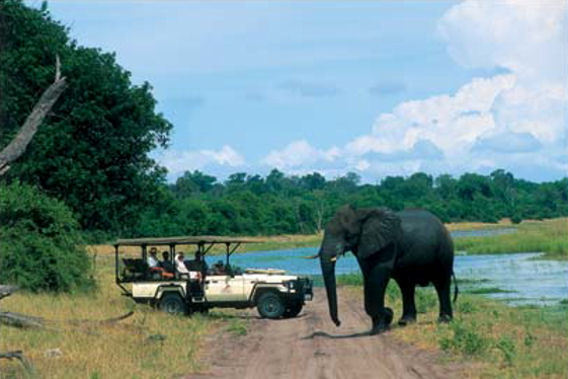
[205,228,568,306]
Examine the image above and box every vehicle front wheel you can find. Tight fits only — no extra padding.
[283,302,303,318]
[159,293,187,315]
[256,292,285,319]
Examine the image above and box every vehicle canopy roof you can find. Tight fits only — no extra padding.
[114,235,262,247]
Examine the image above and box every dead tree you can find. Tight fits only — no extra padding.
[0,55,67,176]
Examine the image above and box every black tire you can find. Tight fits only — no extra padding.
[159,292,187,315]
[256,292,285,319]
[283,302,303,318]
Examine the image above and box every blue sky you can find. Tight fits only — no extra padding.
[34,1,567,182]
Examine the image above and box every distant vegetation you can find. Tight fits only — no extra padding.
[134,169,568,238]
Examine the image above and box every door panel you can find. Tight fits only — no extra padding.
[204,275,245,302]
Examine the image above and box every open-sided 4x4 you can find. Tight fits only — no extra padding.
[114,236,313,319]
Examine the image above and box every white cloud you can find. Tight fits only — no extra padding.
[159,145,245,176]
[346,74,516,159]
[262,140,340,171]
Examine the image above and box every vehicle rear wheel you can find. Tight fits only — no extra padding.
[159,293,187,315]
[283,302,303,318]
[257,292,285,319]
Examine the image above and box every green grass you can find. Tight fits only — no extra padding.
[464,287,516,295]
[454,218,568,259]
[226,318,248,336]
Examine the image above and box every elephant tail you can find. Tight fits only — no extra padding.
[452,271,459,303]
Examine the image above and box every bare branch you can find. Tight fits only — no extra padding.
[55,54,61,82]
[0,350,37,376]
[0,56,67,175]
[0,285,19,301]
[0,311,44,329]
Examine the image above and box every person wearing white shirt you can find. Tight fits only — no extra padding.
[147,248,159,268]
[175,252,190,274]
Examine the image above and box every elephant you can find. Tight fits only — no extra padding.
[316,205,457,335]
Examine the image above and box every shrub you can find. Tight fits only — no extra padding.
[496,336,516,366]
[0,182,94,292]
[439,320,489,356]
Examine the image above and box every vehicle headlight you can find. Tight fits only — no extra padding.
[285,281,295,289]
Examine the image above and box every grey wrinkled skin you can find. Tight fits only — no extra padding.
[318,205,456,334]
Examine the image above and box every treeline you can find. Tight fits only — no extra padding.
[132,169,568,237]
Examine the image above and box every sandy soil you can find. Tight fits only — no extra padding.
[188,288,463,379]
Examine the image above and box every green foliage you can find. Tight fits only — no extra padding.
[0,182,94,292]
[415,288,438,313]
[226,318,248,336]
[0,0,171,233]
[496,336,516,366]
[439,320,489,356]
[131,167,568,239]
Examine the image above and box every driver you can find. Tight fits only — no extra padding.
[186,250,208,278]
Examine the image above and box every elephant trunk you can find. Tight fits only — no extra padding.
[320,253,341,327]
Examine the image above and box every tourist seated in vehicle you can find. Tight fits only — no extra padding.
[147,248,174,279]
[160,251,174,273]
[147,247,159,268]
[210,260,226,275]
[175,252,190,276]
[185,250,208,277]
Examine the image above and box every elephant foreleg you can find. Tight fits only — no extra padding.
[363,265,393,334]
[396,278,417,326]
[433,276,453,322]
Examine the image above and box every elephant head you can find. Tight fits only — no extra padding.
[318,205,402,327]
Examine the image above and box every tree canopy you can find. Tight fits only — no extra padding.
[0,0,172,232]
[131,169,568,237]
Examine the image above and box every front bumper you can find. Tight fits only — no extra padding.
[283,277,313,304]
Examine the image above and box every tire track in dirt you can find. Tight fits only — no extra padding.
[189,288,462,379]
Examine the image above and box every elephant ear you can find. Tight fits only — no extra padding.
[357,208,402,259]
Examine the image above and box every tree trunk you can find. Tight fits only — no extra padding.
[0,55,67,175]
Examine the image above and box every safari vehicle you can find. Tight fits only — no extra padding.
[114,236,313,319]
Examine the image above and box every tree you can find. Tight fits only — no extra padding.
[1,1,172,232]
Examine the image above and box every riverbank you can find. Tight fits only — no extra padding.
[454,218,567,259]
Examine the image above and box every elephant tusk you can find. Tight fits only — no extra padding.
[303,253,320,259]
[330,256,337,262]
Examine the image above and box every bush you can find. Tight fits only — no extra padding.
[439,320,489,356]
[0,182,94,292]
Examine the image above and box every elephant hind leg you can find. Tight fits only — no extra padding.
[433,276,453,322]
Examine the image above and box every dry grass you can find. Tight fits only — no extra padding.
[0,255,225,378]
[445,219,513,231]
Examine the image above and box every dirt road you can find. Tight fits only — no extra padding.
[189,288,461,379]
